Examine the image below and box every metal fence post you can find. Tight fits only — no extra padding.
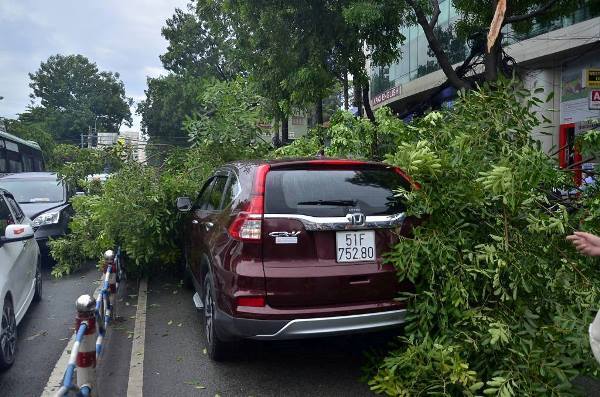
[75,294,97,396]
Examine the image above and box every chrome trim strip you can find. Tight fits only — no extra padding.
[251,309,406,340]
[262,212,405,231]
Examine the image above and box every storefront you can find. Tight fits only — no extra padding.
[558,51,600,182]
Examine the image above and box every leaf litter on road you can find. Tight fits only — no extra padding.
[26,330,48,341]
[184,380,205,390]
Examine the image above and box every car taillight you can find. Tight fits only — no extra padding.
[228,164,269,242]
[236,296,266,307]
[229,214,262,240]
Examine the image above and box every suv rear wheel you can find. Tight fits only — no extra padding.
[202,275,229,361]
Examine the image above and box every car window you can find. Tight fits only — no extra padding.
[264,168,410,217]
[5,196,24,223]
[0,196,14,234]
[222,175,240,209]
[196,178,215,210]
[207,176,228,211]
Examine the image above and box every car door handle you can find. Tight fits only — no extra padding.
[192,220,199,225]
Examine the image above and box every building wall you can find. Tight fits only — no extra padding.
[368,8,600,156]
[370,3,600,101]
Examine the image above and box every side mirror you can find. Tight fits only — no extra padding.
[176,197,193,212]
[1,224,35,246]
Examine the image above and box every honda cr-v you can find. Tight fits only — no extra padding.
[177,159,416,360]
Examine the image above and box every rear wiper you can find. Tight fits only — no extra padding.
[297,200,357,206]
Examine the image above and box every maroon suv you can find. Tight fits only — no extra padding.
[176,159,415,360]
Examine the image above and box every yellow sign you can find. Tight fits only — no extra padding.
[586,68,600,88]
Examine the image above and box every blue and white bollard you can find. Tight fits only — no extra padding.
[103,250,117,319]
[75,294,97,396]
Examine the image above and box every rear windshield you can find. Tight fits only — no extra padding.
[264,168,409,217]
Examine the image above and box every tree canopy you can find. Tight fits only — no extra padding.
[27,54,132,142]
[136,74,205,146]
[160,2,242,80]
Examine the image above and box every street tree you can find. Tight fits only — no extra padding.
[228,0,405,129]
[160,1,242,80]
[136,74,205,146]
[28,54,132,142]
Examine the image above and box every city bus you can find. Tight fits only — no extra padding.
[0,130,45,174]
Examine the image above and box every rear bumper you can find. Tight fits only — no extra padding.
[214,307,406,341]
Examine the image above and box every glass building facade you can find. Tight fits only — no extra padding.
[370,1,600,99]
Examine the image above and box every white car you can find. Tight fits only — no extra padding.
[0,188,42,370]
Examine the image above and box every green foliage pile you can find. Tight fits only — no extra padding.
[50,144,125,188]
[364,80,600,395]
[49,147,215,277]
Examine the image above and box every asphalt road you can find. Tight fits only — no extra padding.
[142,275,389,397]
[3,264,600,397]
[0,262,99,397]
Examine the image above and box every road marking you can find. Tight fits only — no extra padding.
[127,278,148,397]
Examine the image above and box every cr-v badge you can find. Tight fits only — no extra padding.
[269,231,301,244]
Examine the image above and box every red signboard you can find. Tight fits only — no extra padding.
[590,89,600,110]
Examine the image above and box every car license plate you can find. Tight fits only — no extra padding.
[336,230,375,263]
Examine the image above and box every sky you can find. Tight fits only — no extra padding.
[0,0,189,132]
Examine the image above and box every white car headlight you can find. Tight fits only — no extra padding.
[32,211,60,227]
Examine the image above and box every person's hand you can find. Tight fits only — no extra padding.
[566,231,600,257]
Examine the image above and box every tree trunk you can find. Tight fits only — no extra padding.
[353,81,363,117]
[409,1,470,90]
[362,81,376,124]
[281,115,289,143]
[343,72,349,110]
[361,81,378,158]
[484,33,502,81]
[316,98,324,125]
[272,113,281,147]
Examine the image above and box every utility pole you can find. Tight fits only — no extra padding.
[80,133,84,148]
